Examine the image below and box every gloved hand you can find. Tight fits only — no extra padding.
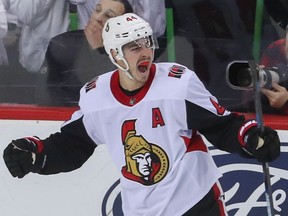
[3,136,46,178]
[238,120,281,162]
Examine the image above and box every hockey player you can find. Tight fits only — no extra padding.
[3,13,280,216]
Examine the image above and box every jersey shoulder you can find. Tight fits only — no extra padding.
[78,71,114,109]
[155,62,196,80]
[81,71,113,94]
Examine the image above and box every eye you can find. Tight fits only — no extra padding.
[105,12,114,19]
[95,8,101,13]
[132,47,140,51]
[130,45,141,51]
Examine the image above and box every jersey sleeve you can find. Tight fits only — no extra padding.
[39,111,97,175]
[184,70,249,155]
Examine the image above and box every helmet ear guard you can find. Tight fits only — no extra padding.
[109,48,131,78]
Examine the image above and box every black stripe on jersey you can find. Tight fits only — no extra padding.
[185,100,246,154]
[41,116,97,174]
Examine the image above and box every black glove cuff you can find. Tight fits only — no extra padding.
[24,136,44,153]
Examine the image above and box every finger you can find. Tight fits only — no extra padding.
[261,88,269,94]
[3,143,14,155]
[4,152,32,178]
[11,139,30,151]
[12,142,29,152]
[261,88,275,97]
[272,82,286,92]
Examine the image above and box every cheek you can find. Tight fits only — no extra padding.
[128,58,139,70]
[102,17,110,24]
[124,54,137,64]
[91,11,99,20]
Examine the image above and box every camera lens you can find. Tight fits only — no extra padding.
[237,68,253,87]
[259,68,280,89]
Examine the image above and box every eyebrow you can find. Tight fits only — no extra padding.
[106,9,117,16]
[125,42,138,48]
[95,4,117,15]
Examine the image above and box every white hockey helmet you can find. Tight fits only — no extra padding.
[102,13,157,73]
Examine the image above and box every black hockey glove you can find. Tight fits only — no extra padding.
[3,136,46,178]
[238,120,280,163]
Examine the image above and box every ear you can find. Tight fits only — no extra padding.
[115,55,121,60]
[111,50,120,61]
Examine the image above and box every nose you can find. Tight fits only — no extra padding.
[94,15,103,27]
[140,47,153,58]
[90,12,104,27]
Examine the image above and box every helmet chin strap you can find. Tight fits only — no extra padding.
[114,56,135,80]
[124,69,134,80]
[111,49,156,81]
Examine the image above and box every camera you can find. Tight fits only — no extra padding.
[226,61,287,90]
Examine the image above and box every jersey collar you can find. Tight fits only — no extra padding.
[110,64,156,106]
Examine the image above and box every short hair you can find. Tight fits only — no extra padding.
[114,0,133,14]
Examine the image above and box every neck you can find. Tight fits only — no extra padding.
[119,70,145,91]
[119,84,143,96]
[84,28,103,50]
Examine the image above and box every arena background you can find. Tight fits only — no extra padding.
[0,0,288,215]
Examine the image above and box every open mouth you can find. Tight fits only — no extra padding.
[137,61,150,73]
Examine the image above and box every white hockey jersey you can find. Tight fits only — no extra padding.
[60,62,234,216]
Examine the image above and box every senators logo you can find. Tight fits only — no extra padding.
[121,120,169,185]
[102,137,288,216]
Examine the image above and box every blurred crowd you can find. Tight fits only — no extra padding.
[0,0,166,73]
[0,0,167,106]
[0,0,287,114]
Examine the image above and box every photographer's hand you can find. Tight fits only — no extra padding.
[261,83,288,109]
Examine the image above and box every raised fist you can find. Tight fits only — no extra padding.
[3,136,46,178]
